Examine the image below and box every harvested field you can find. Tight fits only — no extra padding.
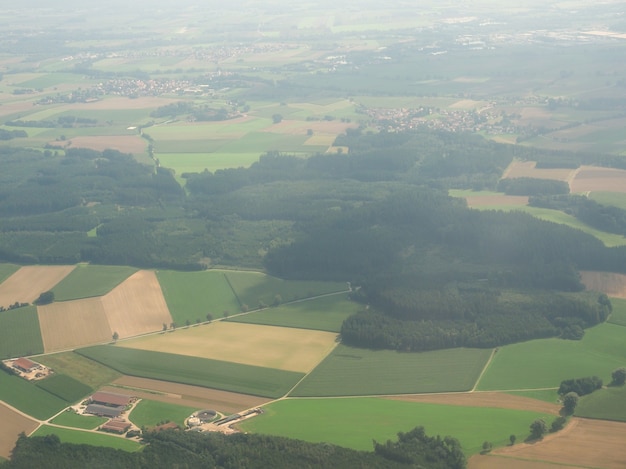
[118,322,337,373]
[55,135,147,154]
[38,298,111,352]
[102,270,172,339]
[469,455,572,469]
[106,376,270,414]
[501,161,575,182]
[465,195,529,208]
[0,403,39,458]
[0,265,75,308]
[580,271,626,298]
[385,391,559,415]
[483,418,626,469]
[570,166,626,194]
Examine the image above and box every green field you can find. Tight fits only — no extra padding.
[51,264,137,301]
[226,293,358,332]
[290,345,492,396]
[35,374,93,403]
[50,410,107,430]
[476,323,626,391]
[36,351,121,390]
[0,263,19,283]
[224,271,347,310]
[156,270,242,323]
[505,389,560,404]
[32,426,141,452]
[239,398,553,455]
[576,385,626,422]
[129,400,199,428]
[0,370,68,420]
[590,192,626,211]
[156,152,262,174]
[608,298,626,327]
[76,345,303,398]
[0,306,44,359]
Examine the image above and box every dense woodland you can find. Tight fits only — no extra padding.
[2,130,626,351]
[1,427,465,469]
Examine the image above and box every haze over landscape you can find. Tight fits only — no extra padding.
[1,1,626,468]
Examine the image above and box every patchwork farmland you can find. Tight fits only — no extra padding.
[0,265,75,308]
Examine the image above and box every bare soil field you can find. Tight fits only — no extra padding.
[502,161,575,182]
[55,135,147,154]
[101,270,172,339]
[0,403,39,458]
[465,195,529,208]
[385,391,560,415]
[38,297,112,352]
[106,376,270,414]
[118,322,338,373]
[474,418,626,469]
[580,271,626,298]
[570,166,626,194]
[0,265,75,308]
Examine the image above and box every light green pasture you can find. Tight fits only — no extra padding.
[477,323,626,391]
[157,152,261,174]
[226,293,358,332]
[240,397,553,455]
[50,410,107,430]
[52,264,137,301]
[129,399,198,428]
[32,426,141,452]
[290,345,492,396]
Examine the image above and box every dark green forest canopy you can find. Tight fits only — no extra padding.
[1,427,465,469]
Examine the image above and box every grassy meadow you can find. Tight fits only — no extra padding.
[51,265,137,301]
[35,374,93,403]
[476,323,626,391]
[239,397,554,455]
[0,306,44,359]
[76,345,304,398]
[35,351,121,391]
[290,345,492,396]
[608,298,626,327]
[224,271,347,309]
[0,370,68,420]
[576,385,626,422]
[226,293,358,332]
[156,270,241,324]
[32,426,141,452]
[50,410,107,430]
[0,264,19,283]
[129,400,198,428]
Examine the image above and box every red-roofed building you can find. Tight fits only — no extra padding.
[90,391,132,407]
[13,357,37,373]
[101,419,131,434]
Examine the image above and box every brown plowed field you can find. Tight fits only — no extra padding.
[580,271,626,298]
[0,403,39,458]
[38,297,112,352]
[0,265,75,308]
[570,166,626,193]
[106,376,270,414]
[502,161,575,182]
[102,270,172,339]
[385,392,559,415]
[472,418,626,469]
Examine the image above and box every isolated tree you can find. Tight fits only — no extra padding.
[112,332,119,342]
[35,291,54,305]
[550,416,567,433]
[185,319,191,328]
[162,323,168,332]
[611,367,626,386]
[530,419,548,440]
[509,434,516,446]
[170,322,176,330]
[206,313,213,322]
[481,441,492,453]
[272,113,283,124]
[195,318,201,325]
[562,392,579,414]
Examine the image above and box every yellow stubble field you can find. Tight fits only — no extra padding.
[0,265,75,308]
[117,321,338,373]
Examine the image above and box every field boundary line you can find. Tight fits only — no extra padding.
[471,347,496,392]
